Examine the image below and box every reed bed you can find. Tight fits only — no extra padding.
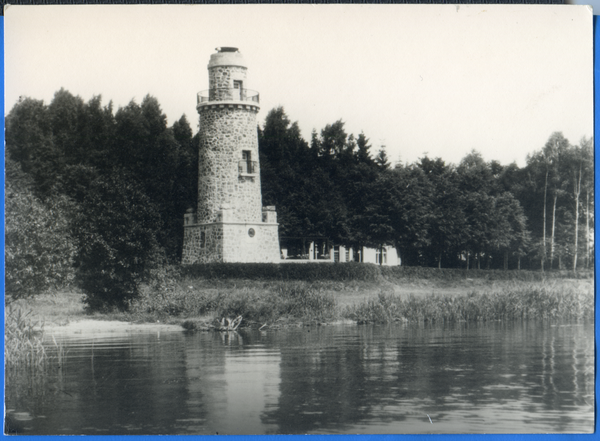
[344,283,594,324]
[5,305,47,371]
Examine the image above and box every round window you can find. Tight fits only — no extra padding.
[248,228,255,238]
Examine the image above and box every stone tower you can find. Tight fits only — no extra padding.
[182,47,280,264]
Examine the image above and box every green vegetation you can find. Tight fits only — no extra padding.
[177,262,590,284]
[5,160,76,301]
[9,265,593,332]
[4,306,47,370]
[180,262,382,282]
[344,283,594,324]
[119,264,592,329]
[5,89,593,311]
[130,280,336,329]
[261,108,593,271]
[380,266,592,282]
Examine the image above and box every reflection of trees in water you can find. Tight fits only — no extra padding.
[535,324,595,431]
[262,322,594,434]
[8,323,593,435]
[9,333,194,435]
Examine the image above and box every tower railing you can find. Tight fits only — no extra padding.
[197,88,260,104]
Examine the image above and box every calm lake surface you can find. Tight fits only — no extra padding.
[5,321,594,435]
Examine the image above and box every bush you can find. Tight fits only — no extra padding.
[181,262,382,282]
[71,172,165,311]
[181,263,591,287]
[216,282,337,324]
[5,160,76,301]
[130,278,337,325]
[379,266,592,283]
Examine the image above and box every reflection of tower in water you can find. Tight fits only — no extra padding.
[182,332,281,435]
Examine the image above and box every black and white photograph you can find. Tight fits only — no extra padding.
[4,4,595,435]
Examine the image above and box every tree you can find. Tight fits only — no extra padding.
[112,96,189,261]
[172,114,198,224]
[318,120,348,159]
[79,95,116,171]
[48,88,87,166]
[417,157,466,268]
[349,172,395,259]
[374,146,391,170]
[488,193,530,270]
[70,171,165,310]
[5,96,57,197]
[524,133,570,270]
[562,137,593,271]
[5,159,76,300]
[384,165,433,265]
[544,134,569,268]
[355,132,375,166]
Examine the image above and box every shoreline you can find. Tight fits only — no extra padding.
[11,276,593,338]
[43,319,185,337]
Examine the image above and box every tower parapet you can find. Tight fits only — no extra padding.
[196,47,260,109]
[182,47,280,264]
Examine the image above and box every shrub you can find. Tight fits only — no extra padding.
[71,172,165,311]
[379,266,592,283]
[181,262,382,282]
[131,284,222,318]
[130,279,337,325]
[5,160,76,301]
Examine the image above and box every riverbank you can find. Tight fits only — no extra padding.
[8,269,594,336]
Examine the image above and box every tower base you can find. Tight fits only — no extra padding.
[182,221,280,264]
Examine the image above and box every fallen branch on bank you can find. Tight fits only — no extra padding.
[216,315,243,331]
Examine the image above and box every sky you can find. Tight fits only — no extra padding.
[4,4,594,167]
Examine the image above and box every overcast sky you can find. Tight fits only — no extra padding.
[5,4,593,167]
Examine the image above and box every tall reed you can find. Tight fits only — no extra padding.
[344,282,593,324]
[5,305,47,371]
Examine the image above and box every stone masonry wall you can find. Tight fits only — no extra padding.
[209,66,247,99]
[182,50,280,265]
[181,224,224,264]
[182,222,280,264]
[222,223,280,263]
[197,106,262,224]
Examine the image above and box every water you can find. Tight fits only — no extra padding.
[5,321,594,435]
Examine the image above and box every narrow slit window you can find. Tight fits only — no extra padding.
[242,150,252,173]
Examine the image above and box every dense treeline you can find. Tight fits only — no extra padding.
[259,107,594,271]
[6,90,198,307]
[5,91,593,309]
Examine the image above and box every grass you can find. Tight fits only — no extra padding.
[343,281,594,324]
[4,305,47,371]
[9,264,593,332]
[9,290,86,326]
[128,280,337,329]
